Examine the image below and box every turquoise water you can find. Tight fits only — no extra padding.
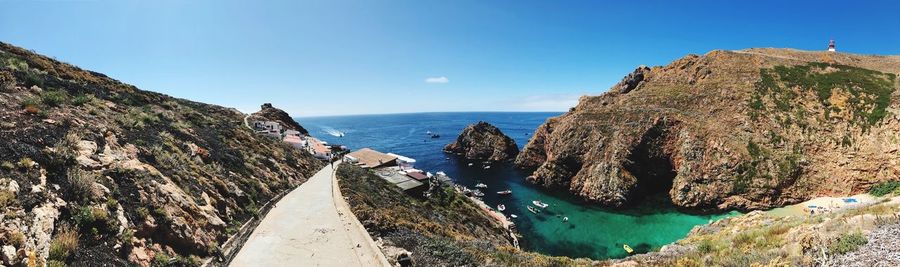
[300,112,739,260]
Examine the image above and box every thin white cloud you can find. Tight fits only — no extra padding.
[424,76,449,84]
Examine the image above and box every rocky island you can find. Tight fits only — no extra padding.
[516,48,900,211]
[444,121,519,162]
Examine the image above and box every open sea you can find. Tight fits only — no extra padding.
[299,112,739,260]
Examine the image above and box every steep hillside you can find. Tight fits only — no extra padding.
[0,42,322,266]
[336,165,590,266]
[516,48,900,211]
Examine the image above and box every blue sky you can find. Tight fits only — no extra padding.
[2,0,899,117]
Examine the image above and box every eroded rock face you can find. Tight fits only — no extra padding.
[517,49,900,211]
[444,121,519,162]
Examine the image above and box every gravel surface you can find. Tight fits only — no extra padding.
[832,223,900,267]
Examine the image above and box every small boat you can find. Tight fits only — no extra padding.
[468,163,474,166]
[483,165,491,169]
[436,171,446,176]
[497,204,506,211]
[527,206,540,214]
[426,130,432,135]
[430,134,440,138]
[475,183,488,188]
[563,217,569,222]
[623,244,634,254]
[472,189,485,197]
[532,200,549,208]
[497,190,512,195]
[510,214,518,218]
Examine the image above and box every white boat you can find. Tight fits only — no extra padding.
[532,200,549,208]
[472,189,485,197]
[483,165,491,169]
[436,171,446,176]
[497,190,512,195]
[468,163,474,166]
[497,204,506,211]
[527,206,540,214]
[510,214,518,218]
[475,183,488,188]
[563,217,569,222]
[426,130,432,135]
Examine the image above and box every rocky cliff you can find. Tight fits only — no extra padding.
[0,42,322,266]
[517,48,900,211]
[250,103,308,135]
[444,121,519,162]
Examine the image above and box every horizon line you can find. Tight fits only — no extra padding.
[295,110,567,119]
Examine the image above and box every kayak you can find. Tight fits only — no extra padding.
[623,244,634,254]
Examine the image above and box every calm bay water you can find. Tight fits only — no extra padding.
[300,112,738,260]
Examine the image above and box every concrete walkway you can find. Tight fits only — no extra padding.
[230,162,390,267]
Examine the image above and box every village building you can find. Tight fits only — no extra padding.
[253,121,283,138]
[282,135,305,149]
[345,148,427,195]
[386,153,416,169]
[284,129,304,137]
[307,137,333,160]
[345,148,398,169]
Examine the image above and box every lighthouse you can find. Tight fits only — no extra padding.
[828,40,836,52]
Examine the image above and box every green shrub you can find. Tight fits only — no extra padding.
[48,225,79,261]
[828,232,867,255]
[696,238,718,254]
[869,181,900,197]
[152,252,171,267]
[47,260,66,267]
[22,97,41,108]
[72,94,92,106]
[41,90,67,107]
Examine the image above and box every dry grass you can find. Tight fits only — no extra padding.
[49,225,80,261]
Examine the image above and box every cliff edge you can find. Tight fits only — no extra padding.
[516,48,900,211]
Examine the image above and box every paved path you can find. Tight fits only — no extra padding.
[231,162,390,267]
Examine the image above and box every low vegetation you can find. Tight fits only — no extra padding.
[336,164,588,266]
[869,181,900,197]
[651,201,900,266]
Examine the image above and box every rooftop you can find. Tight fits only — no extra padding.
[346,148,398,169]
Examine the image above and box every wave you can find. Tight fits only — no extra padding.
[321,126,345,137]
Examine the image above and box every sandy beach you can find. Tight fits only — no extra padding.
[767,193,878,217]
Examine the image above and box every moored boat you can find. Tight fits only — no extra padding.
[563,217,569,222]
[497,190,512,195]
[472,189,485,197]
[527,206,540,214]
[497,204,506,211]
[532,200,549,208]
[510,214,518,218]
[475,183,488,188]
[623,244,634,254]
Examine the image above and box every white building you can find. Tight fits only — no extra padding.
[387,153,416,169]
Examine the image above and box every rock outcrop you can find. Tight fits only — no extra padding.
[517,48,900,211]
[444,121,519,162]
[250,103,308,135]
[0,42,322,266]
